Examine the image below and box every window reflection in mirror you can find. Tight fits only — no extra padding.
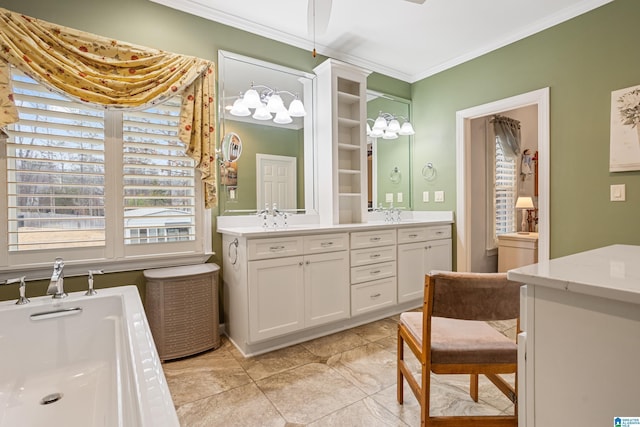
[217,51,315,215]
[367,91,413,211]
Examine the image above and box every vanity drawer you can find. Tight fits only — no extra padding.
[425,225,451,241]
[350,229,396,250]
[397,227,429,244]
[350,246,396,267]
[351,277,397,316]
[303,233,349,254]
[248,236,304,260]
[350,261,396,284]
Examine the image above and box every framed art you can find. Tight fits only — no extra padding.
[610,83,640,172]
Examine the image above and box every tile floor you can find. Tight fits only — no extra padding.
[164,314,517,427]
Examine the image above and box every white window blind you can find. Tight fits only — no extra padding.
[122,100,196,245]
[494,137,517,239]
[6,71,105,251]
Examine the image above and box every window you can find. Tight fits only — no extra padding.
[488,135,517,249]
[1,69,210,278]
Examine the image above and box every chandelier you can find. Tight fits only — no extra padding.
[228,83,306,125]
[366,112,415,139]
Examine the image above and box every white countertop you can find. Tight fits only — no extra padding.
[217,211,454,237]
[507,244,640,305]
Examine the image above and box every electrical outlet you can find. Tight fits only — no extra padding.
[434,190,444,202]
[423,191,429,202]
[397,192,403,203]
[385,193,393,203]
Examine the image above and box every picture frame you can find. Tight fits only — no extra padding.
[610,83,640,172]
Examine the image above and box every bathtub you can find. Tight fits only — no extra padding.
[0,285,179,427]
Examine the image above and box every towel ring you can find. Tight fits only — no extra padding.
[422,162,436,181]
[228,238,239,266]
[389,167,401,184]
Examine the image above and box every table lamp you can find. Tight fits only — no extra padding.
[515,196,535,234]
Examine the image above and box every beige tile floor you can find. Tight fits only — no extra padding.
[164,315,517,427]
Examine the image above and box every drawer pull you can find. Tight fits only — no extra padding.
[408,234,418,238]
[269,245,285,251]
[320,242,334,247]
[425,245,432,250]
[436,231,444,235]
[370,270,381,274]
[369,237,381,242]
[370,293,381,298]
[369,253,381,259]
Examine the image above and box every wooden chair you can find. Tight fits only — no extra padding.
[397,271,521,426]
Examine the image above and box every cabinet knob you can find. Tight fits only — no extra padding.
[298,262,304,266]
[305,260,310,265]
[425,245,432,250]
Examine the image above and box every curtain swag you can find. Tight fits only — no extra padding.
[0,7,217,208]
[491,114,521,159]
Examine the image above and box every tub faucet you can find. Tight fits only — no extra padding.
[47,257,67,299]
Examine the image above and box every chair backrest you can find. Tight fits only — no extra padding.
[426,271,521,321]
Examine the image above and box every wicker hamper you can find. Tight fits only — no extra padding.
[143,263,220,361]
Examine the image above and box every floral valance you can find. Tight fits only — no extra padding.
[0,7,216,208]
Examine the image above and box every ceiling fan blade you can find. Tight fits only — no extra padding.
[307,0,332,37]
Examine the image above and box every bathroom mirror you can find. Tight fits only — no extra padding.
[217,50,316,215]
[366,92,413,211]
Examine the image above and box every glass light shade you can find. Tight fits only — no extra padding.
[399,121,415,135]
[252,104,272,121]
[373,116,388,131]
[229,98,251,117]
[288,98,306,117]
[387,119,401,133]
[273,110,293,124]
[370,128,384,138]
[266,93,285,113]
[382,131,398,140]
[243,88,262,109]
[366,123,372,136]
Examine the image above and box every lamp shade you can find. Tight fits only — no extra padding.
[382,131,398,140]
[373,116,388,131]
[229,98,251,117]
[252,104,272,121]
[387,119,401,133]
[370,128,384,138]
[243,88,262,109]
[399,122,415,135]
[266,93,285,113]
[273,110,293,124]
[515,196,535,209]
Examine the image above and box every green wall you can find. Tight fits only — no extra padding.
[411,0,640,259]
[1,0,638,303]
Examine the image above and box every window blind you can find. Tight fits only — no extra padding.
[494,138,517,237]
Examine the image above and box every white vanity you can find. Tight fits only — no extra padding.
[509,245,640,426]
[219,213,452,356]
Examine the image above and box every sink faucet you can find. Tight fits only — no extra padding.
[47,257,67,299]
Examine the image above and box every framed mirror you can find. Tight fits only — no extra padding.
[217,50,316,215]
[366,91,413,211]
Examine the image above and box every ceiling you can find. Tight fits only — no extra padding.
[150,0,613,83]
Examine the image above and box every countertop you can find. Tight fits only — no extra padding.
[507,244,640,305]
[217,212,454,238]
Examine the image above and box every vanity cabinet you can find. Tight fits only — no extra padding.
[315,58,371,225]
[397,225,452,303]
[246,233,350,343]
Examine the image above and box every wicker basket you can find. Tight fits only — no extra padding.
[144,263,220,361]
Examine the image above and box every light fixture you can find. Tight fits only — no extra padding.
[228,82,307,125]
[366,112,415,139]
[515,196,535,234]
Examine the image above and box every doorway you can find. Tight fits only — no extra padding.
[455,88,550,272]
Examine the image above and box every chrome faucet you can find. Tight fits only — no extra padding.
[47,257,67,299]
[86,269,104,296]
[4,276,29,305]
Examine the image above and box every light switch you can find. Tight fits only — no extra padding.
[385,193,393,203]
[610,184,626,201]
[434,190,444,202]
[423,191,429,202]
[397,192,403,203]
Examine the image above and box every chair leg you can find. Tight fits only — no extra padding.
[422,361,430,426]
[397,326,404,404]
[470,374,479,402]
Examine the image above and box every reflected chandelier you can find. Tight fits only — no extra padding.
[228,83,306,125]
[366,112,415,139]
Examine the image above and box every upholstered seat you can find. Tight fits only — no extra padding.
[397,271,521,427]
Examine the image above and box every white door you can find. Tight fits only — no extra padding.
[397,238,453,303]
[256,154,297,210]
[304,251,350,328]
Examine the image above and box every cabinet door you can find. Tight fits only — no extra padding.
[397,241,427,303]
[248,256,304,342]
[397,239,452,303]
[304,251,350,328]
